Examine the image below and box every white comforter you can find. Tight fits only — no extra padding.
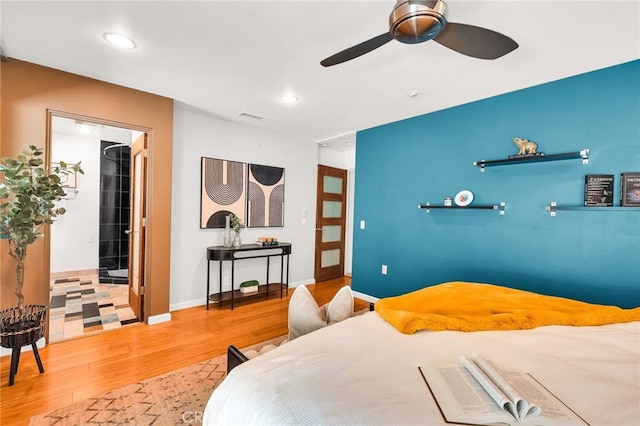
[203,312,640,425]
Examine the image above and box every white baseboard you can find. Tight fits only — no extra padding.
[0,337,46,357]
[147,312,172,325]
[288,278,315,288]
[170,299,205,312]
[352,291,379,304]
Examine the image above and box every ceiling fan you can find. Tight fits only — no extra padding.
[321,0,518,67]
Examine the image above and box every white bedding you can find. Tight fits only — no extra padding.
[203,312,640,425]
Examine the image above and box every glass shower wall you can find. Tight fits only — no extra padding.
[98,141,131,284]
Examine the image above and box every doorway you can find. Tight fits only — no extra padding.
[48,114,147,343]
[314,165,348,282]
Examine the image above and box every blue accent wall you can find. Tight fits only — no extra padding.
[352,60,640,308]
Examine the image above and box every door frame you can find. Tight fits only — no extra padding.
[46,110,151,329]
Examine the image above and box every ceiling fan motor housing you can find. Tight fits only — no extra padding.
[390,0,448,44]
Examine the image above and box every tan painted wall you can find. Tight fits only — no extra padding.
[1,59,173,324]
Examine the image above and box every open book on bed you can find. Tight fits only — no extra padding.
[418,354,589,426]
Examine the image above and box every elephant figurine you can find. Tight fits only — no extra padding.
[513,137,538,155]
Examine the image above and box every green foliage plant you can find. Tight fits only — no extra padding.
[229,213,242,232]
[0,145,83,313]
[239,280,259,288]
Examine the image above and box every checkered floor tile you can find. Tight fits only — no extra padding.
[49,272,139,343]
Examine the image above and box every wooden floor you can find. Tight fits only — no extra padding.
[0,277,368,425]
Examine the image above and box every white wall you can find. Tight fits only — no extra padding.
[169,103,318,310]
[50,129,100,273]
[50,117,133,273]
[318,147,355,170]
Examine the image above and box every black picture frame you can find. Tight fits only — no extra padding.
[247,163,285,227]
[200,157,246,228]
[584,174,614,207]
[620,172,640,207]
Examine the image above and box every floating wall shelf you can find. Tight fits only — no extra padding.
[545,201,640,216]
[473,149,589,172]
[418,202,506,215]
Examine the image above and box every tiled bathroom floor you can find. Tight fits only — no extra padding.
[49,272,139,343]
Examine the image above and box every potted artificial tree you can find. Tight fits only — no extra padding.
[0,145,82,385]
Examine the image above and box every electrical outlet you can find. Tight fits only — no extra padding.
[381,264,387,275]
[360,220,366,229]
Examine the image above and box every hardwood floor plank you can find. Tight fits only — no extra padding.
[0,277,367,425]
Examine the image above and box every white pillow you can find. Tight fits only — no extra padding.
[326,285,354,324]
[287,285,327,341]
[287,285,353,341]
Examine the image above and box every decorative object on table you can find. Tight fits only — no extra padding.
[223,215,232,248]
[620,172,640,207]
[233,233,242,248]
[454,190,474,206]
[0,145,83,386]
[247,163,285,228]
[200,157,246,229]
[229,213,242,247]
[239,280,260,294]
[443,197,452,206]
[509,137,544,159]
[584,175,614,207]
[256,237,279,246]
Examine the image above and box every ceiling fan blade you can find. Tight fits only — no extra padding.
[434,22,518,59]
[321,32,394,67]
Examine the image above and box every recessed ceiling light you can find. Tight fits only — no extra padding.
[280,94,299,104]
[409,91,421,98]
[103,32,136,49]
[79,124,92,135]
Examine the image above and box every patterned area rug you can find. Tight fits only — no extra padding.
[29,336,288,426]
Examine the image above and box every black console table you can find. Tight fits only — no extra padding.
[206,243,291,310]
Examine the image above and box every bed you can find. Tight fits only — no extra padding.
[203,282,640,425]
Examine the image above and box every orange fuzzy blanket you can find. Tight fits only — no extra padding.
[375,281,640,334]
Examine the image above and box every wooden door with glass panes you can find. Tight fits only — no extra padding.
[314,165,347,282]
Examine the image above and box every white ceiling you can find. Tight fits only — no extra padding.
[2,1,639,150]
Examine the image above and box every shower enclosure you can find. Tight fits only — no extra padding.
[98,141,131,284]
